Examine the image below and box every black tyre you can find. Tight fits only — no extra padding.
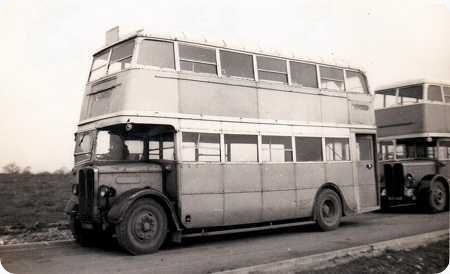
[314,189,342,231]
[115,198,168,255]
[69,215,97,247]
[427,181,447,213]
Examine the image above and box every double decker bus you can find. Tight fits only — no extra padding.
[375,80,450,212]
[66,27,379,254]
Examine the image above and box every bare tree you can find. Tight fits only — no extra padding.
[22,166,32,175]
[2,162,21,174]
[53,167,69,175]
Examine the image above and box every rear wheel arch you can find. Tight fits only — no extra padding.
[313,183,351,218]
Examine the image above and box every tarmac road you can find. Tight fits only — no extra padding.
[1,209,448,274]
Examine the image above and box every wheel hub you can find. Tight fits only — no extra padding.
[433,189,444,205]
[133,212,157,240]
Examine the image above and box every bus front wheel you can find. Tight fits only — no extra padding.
[115,198,168,255]
[427,181,447,213]
[314,189,342,231]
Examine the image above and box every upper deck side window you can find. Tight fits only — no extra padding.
[220,50,254,80]
[374,89,397,109]
[427,85,443,102]
[398,85,424,105]
[256,56,288,84]
[137,40,175,69]
[179,44,217,75]
[345,70,368,93]
[319,66,345,91]
[289,61,318,88]
[441,86,450,104]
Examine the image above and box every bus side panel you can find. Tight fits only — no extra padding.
[179,164,224,228]
[325,162,357,210]
[261,164,297,221]
[321,96,349,124]
[258,90,322,122]
[295,163,326,217]
[223,164,262,225]
[178,80,258,119]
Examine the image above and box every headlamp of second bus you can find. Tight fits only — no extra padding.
[405,173,416,187]
[98,185,116,198]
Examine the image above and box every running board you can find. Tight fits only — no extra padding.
[181,220,316,238]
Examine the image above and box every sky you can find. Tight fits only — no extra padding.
[0,0,449,172]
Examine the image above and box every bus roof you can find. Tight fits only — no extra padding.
[94,28,366,73]
[374,79,450,92]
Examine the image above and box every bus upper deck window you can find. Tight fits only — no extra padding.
[138,40,175,69]
[398,85,423,105]
[319,66,345,91]
[257,56,288,84]
[444,87,450,103]
[89,50,109,82]
[428,85,444,102]
[375,89,396,108]
[220,50,254,80]
[179,44,217,75]
[345,70,368,93]
[108,40,135,75]
[290,61,318,88]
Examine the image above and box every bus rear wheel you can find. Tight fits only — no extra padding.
[115,198,168,255]
[427,181,447,213]
[314,189,342,231]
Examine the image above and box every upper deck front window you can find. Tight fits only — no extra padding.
[345,70,368,93]
[88,39,136,82]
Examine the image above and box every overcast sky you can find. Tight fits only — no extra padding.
[0,0,449,172]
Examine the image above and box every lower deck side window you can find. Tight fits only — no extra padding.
[225,134,258,162]
[325,138,350,161]
[261,136,293,162]
[182,132,220,162]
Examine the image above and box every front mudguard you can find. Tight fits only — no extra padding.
[106,188,183,233]
[64,196,78,216]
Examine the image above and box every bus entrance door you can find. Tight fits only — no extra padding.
[356,134,378,209]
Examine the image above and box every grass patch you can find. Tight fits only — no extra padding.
[0,174,73,226]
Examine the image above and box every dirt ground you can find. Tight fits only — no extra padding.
[299,239,449,274]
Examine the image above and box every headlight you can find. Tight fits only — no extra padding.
[405,173,416,187]
[72,184,78,195]
[98,185,115,198]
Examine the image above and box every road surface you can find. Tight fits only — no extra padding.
[1,209,448,274]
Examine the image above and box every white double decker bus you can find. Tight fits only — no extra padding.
[67,27,379,254]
